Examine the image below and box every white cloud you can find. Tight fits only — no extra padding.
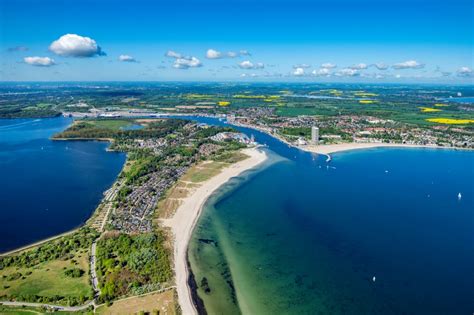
[335,68,359,77]
[312,68,331,77]
[373,63,388,70]
[240,73,259,78]
[165,50,182,58]
[293,67,305,76]
[118,55,137,62]
[206,49,222,59]
[457,66,473,77]
[165,50,202,69]
[350,63,368,70]
[49,34,105,57]
[24,56,56,67]
[293,64,311,69]
[392,60,424,69]
[238,60,264,69]
[320,63,337,69]
[207,49,250,59]
[173,56,202,69]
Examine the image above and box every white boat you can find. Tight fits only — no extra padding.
[372,276,376,282]
[458,192,462,200]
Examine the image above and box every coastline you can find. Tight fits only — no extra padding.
[229,120,471,160]
[161,147,267,315]
[298,142,455,160]
[0,229,78,257]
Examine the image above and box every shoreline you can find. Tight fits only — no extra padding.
[0,228,78,257]
[297,142,466,160]
[1,124,124,256]
[229,120,472,159]
[161,147,267,315]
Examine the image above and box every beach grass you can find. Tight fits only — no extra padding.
[95,289,178,315]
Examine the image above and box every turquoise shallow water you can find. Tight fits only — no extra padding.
[186,117,474,315]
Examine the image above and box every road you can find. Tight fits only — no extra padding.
[90,241,100,295]
[0,300,94,312]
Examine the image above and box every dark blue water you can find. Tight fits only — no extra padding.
[179,116,474,314]
[0,118,125,253]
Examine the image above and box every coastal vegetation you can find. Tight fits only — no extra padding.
[96,232,172,302]
[0,228,98,306]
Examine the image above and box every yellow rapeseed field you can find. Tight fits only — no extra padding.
[419,107,442,112]
[426,118,474,124]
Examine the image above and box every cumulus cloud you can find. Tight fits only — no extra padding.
[173,56,202,69]
[293,67,305,76]
[118,55,137,62]
[320,63,337,69]
[206,49,251,59]
[165,50,182,58]
[24,56,56,67]
[312,68,331,77]
[392,60,424,69]
[335,68,360,77]
[206,49,222,59]
[49,34,105,57]
[373,63,388,70]
[350,63,368,70]
[8,46,29,52]
[457,66,473,77]
[238,60,264,69]
[165,50,202,69]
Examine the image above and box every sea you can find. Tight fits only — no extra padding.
[182,116,474,315]
[0,117,125,253]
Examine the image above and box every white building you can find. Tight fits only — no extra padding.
[311,126,319,145]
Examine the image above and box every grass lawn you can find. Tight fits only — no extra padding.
[95,289,177,315]
[0,249,92,303]
[86,119,136,130]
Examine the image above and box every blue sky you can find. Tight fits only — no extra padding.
[0,0,473,82]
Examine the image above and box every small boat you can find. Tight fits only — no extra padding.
[372,276,376,282]
[458,192,462,200]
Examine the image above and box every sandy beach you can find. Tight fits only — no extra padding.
[299,142,443,157]
[161,147,267,315]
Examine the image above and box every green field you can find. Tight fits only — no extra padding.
[84,119,138,130]
[0,249,92,305]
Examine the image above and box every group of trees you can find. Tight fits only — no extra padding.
[96,232,172,302]
[54,118,188,140]
[0,228,98,270]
